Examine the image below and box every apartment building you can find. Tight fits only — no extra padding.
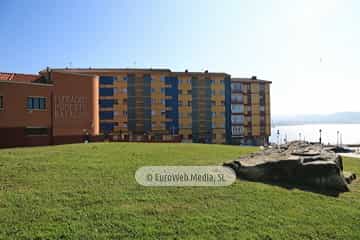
[44,68,232,144]
[231,77,271,145]
[0,67,271,148]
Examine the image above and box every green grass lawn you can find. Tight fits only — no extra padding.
[0,143,360,240]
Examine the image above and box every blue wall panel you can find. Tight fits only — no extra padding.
[99,99,116,108]
[100,122,115,133]
[99,88,114,96]
[100,111,114,120]
[165,76,179,134]
[225,76,232,144]
[99,76,116,85]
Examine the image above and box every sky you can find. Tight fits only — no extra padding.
[1,0,359,116]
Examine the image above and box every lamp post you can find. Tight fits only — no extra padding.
[340,133,343,147]
[337,131,340,146]
[319,129,322,144]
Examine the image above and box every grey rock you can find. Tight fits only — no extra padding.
[224,141,355,192]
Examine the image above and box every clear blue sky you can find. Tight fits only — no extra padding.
[1,0,359,115]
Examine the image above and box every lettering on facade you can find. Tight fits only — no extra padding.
[55,96,88,120]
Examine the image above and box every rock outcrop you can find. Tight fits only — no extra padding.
[224,142,356,192]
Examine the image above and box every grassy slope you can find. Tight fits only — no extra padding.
[0,143,359,240]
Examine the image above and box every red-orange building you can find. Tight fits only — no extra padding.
[0,71,99,148]
[0,67,271,148]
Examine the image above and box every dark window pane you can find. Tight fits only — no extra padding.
[33,98,39,109]
[99,88,114,96]
[39,98,46,109]
[99,76,115,85]
[100,111,114,120]
[27,97,33,109]
[99,99,115,108]
[25,127,49,136]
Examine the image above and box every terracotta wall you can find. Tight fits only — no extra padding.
[0,82,52,128]
[51,71,99,136]
[0,71,99,148]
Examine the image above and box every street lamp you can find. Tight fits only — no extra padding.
[340,133,343,147]
[319,129,322,144]
[337,131,340,146]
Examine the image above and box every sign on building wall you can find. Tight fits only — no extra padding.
[54,96,88,120]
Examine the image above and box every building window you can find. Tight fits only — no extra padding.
[99,76,116,85]
[187,90,192,95]
[232,115,244,124]
[123,111,128,116]
[123,99,128,105]
[211,89,216,95]
[212,123,216,128]
[231,95,243,103]
[25,127,49,136]
[231,104,244,113]
[0,96,3,109]
[99,99,117,108]
[260,83,265,92]
[187,101,192,107]
[151,88,155,93]
[100,111,114,120]
[161,88,166,94]
[232,126,244,135]
[100,122,115,133]
[231,83,242,91]
[27,97,46,110]
[99,88,114,96]
[212,112,216,117]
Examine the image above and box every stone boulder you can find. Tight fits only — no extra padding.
[224,141,356,192]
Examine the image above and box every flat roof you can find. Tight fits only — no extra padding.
[41,68,230,76]
[231,77,272,84]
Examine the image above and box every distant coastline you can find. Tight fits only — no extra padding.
[273,112,360,126]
